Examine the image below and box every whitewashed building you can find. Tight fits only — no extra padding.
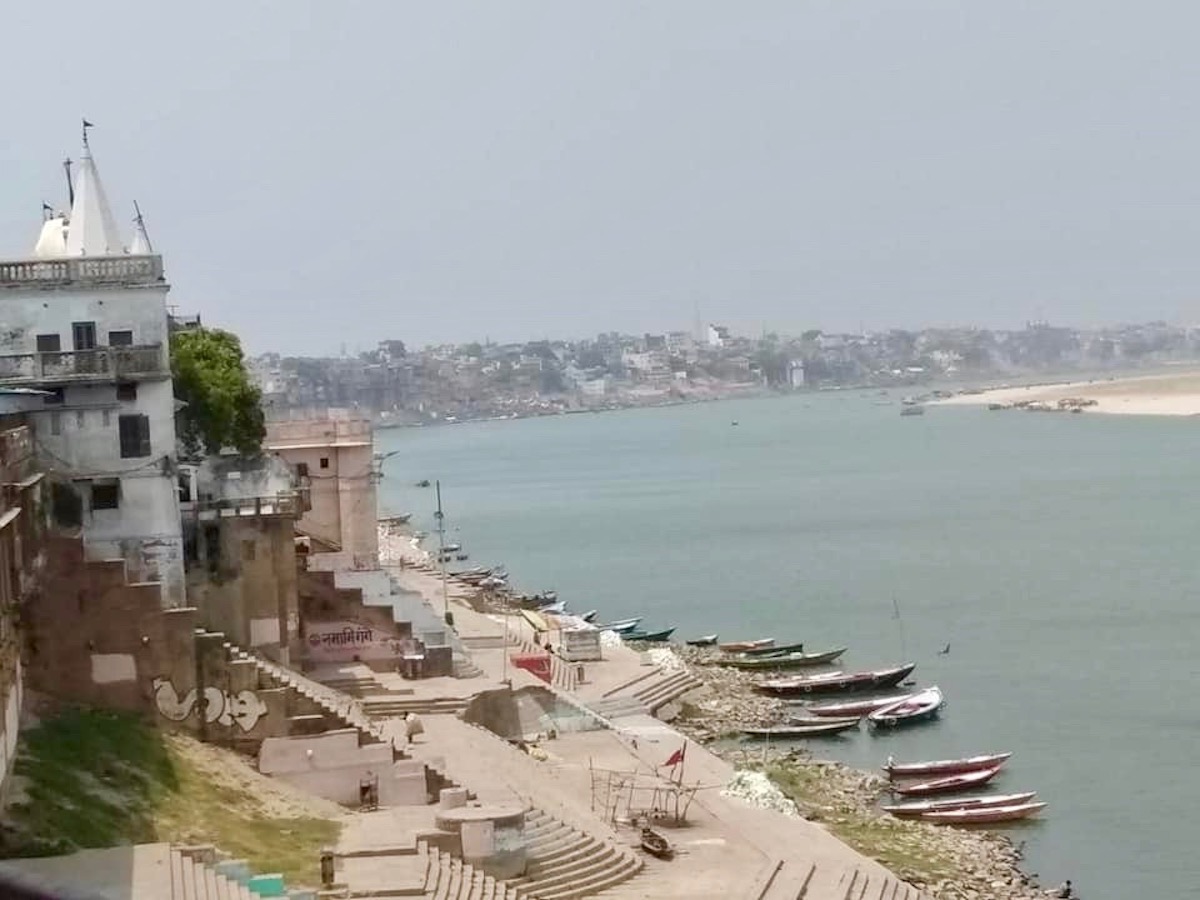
[0,137,184,605]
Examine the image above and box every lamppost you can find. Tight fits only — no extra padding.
[434,480,450,625]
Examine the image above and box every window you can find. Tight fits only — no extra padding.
[49,412,61,436]
[36,334,61,353]
[118,414,151,458]
[115,383,137,402]
[319,457,329,469]
[43,388,64,406]
[71,322,97,351]
[91,481,119,510]
[108,330,133,347]
[296,462,309,477]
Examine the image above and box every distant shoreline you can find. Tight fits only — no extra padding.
[937,367,1200,416]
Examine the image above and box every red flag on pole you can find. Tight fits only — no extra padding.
[663,744,686,768]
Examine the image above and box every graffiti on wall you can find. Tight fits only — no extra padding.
[152,677,268,732]
[305,621,406,663]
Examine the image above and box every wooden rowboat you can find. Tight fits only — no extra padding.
[640,827,674,859]
[882,791,1038,817]
[788,713,862,728]
[741,640,806,657]
[740,719,862,739]
[718,647,847,671]
[892,764,1004,797]
[867,686,944,729]
[884,752,1012,780]
[919,801,1047,825]
[755,663,916,697]
[799,693,916,718]
[624,627,676,642]
[719,637,774,652]
[685,634,719,647]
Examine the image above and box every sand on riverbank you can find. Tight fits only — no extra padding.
[938,368,1200,416]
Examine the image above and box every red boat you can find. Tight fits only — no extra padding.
[882,791,1038,817]
[719,637,774,652]
[892,764,1004,797]
[800,692,916,718]
[755,663,916,697]
[883,752,1012,779]
[919,800,1046,825]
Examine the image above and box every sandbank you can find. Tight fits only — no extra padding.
[938,369,1200,416]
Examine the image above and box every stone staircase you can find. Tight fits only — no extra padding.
[364,695,472,717]
[628,670,704,717]
[511,809,642,899]
[406,718,643,899]
[454,654,486,679]
[419,839,521,900]
[317,672,388,696]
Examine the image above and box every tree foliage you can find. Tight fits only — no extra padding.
[171,328,266,457]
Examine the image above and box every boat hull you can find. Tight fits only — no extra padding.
[919,801,1046,825]
[867,686,945,729]
[685,634,719,647]
[719,647,847,671]
[741,640,806,657]
[719,638,774,652]
[882,791,1037,817]
[625,628,675,642]
[800,693,916,717]
[756,663,916,697]
[893,765,1004,797]
[884,752,1012,779]
[741,719,861,739]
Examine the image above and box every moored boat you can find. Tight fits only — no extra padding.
[800,693,916,718]
[718,647,847,671]
[640,827,674,859]
[685,634,719,647]
[883,751,1012,780]
[624,627,676,642]
[892,764,1004,797]
[740,719,861,739]
[755,663,916,697]
[719,637,774,652]
[867,686,944,729]
[598,617,643,633]
[787,713,862,728]
[581,610,599,623]
[741,640,805,657]
[919,801,1047,825]
[881,791,1037,817]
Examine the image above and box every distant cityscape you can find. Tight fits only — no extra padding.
[251,320,1200,425]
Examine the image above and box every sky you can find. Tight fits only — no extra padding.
[4,2,1200,355]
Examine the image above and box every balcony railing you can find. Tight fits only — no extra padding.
[182,492,306,520]
[0,345,167,386]
[0,255,164,288]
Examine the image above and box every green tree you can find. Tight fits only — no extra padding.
[171,328,266,457]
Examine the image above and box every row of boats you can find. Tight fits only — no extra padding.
[878,752,1047,825]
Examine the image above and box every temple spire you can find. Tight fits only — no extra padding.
[130,201,153,255]
[64,128,125,257]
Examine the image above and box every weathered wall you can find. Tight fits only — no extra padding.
[258,730,426,806]
[265,414,379,570]
[296,569,451,673]
[185,514,300,664]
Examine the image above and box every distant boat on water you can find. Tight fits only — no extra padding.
[900,405,925,417]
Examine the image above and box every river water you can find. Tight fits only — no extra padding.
[378,392,1196,898]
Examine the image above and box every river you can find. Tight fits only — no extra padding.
[378,391,1195,898]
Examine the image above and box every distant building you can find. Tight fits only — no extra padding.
[0,139,184,605]
[788,361,806,388]
[706,324,731,348]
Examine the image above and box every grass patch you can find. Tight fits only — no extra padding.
[1,708,340,887]
[763,761,959,886]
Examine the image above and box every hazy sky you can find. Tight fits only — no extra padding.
[4,2,1200,354]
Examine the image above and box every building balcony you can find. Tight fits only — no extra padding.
[0,345,167,387]
[0,255,164,289]
[181,492,306,521]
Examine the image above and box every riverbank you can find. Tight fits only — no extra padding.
[666,646,1049,899]
[938,367,1200,416]
[378,520,1054,899]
